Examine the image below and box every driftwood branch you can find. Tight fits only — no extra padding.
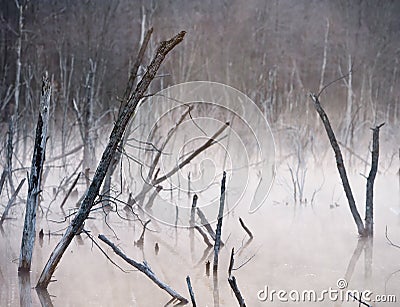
[310,94,365,236]
[98,234,188,304]
[19,73,51,272]
[36,31,186,289]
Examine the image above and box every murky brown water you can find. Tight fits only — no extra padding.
[1,166,399,306]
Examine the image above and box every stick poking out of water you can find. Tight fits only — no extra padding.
[186,276,197,307]
[213,171,226,272]
[239,217,253,239]
[228,247,246,306]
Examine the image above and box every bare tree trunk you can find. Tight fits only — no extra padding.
[343,54,353,145]
[365,123,384,236]
[310,94,365,236]
[6,116,15,193]
[36,31,185,289]
[18,73,51,272]
[13,1,23,142]
[319,18,329,93]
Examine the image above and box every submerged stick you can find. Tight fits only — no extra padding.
[186,276,197,307]
[60,172,81,208]
[190,194,197,227]
[228,276,246,307]
[213,171,226,271]
[98,234,188,304]
[228,248,246,306]
[238,218,253,239]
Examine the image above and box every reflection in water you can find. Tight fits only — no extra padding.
[364,238,373,282]
[18,271,54,307]
[1,172,399,306]
[36,288,53,307]
[213,271,219,307]
[344,239,366,283]
[18,272,32,307]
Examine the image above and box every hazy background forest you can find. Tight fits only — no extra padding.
[1,0,400,306]
[1,0,400,132]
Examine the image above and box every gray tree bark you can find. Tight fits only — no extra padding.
[365,123,384,236]
[18,73,51,272]
[82,59,96,173]
[102,27,153,206]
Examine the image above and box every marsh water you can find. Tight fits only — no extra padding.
[1,163,399,306]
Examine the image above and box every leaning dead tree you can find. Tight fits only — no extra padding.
[310,93,384,237]
[102,27,153,206]
[19,73,51,272]
[36,31,186,289]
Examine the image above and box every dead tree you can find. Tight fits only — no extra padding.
[310,94,383,237]
[36,31,186,289]
[99,234,188,304]
[82,59,97,173]
[0,116,16,196]
[18,73,51,272]
[365,123,384,235]
[213,171,226,271]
